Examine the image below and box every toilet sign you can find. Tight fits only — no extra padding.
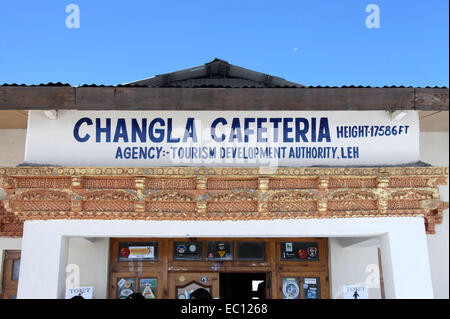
[65,286,94,299]
[343,286,368,299]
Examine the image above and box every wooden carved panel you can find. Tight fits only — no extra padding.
[147,178,197,190]
[0,166,447,236]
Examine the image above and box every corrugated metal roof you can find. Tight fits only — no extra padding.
[123,58,306,88]
[0,59,448,89]
[1,83,448,89]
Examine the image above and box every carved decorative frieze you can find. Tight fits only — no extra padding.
[0,202,23,237]
[269,178,318,189]
[328,178,377,189]
[0,166,447,236]
[207,179,258,190]
[147,178,197,190]
[83,177,135,189]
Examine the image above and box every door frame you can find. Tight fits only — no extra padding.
[109,238,329,299]
[169,272,219,299]
[1,250,21,299]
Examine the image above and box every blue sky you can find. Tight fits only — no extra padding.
[0,0,448,87]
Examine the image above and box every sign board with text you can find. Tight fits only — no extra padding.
[343,286,368,299]
[25,110,420,167]
[65,286,94,299]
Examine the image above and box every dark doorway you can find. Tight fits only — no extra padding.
[220,273,267,299]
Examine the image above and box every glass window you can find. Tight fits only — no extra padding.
[205,241,233,261]
[280,242,319,261]
[173,242,202,261]
[302,277,320,299]
[282,277,300,299]
[118,242,158,262]
[11,259,20,281]
[139,278,157,299]
[117,278,136,299]
[236,242,265,261]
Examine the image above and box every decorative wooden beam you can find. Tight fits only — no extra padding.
[0,202,23,237]
[0,166,447,237]
[0,87,448,111]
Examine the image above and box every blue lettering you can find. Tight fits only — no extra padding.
[295,118,309,142]
[211,117,227,142]
[244,118,255,143]
[229,118,242,143]
[96,118,111,142]
[182,118,197,143]
[167,118,180,143]
[73,117,92,142]
[149,118,165,143]
[283,118,293,143]
[113,118,129,143]
[257,118,267,142]
[132,118,147,143]
[318,118,331,142]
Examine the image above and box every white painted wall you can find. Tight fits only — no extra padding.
[17,218,434,299]
[67,238,109,299]
[328,131,449,299]
[420,131,449,299]
[0,129,26,166]
[0,129,25,295]
[329,238,382,299]
[0,125,448,299]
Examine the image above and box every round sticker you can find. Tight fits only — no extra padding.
[282,281,300,299]
[120,289,133,297]
[307,247,318,258]
[120,247,130,258]
[177,244,187,254]
[178,294,186,299]
[298,249,308,259]
[188,244,197,253]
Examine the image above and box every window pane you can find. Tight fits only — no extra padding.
[205,241,233,261]
[117,278,136,299]
[282,277,300,299]
[11,259,20,281]
[302,277,320,299]
[173,242,202,261]
[139,278,157,299]
[237,242,265,261]
[118,242,158,262]
[280,242,319,261]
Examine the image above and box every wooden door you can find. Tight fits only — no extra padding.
[278,272,329,299]
[169,272,219,299]
[110,271,161,299]
[1,250,21,299]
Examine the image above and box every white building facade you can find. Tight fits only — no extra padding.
[0,60,448,299]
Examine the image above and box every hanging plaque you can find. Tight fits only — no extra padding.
[206,241,233,261]
[117,278,136,299]
[173,242,202,261]
[236,242,265,261]
[118,241,158,262]
[302,277,320,299]
[281,242,319,261]
[282,277,300,299]
[139,278,157,299]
